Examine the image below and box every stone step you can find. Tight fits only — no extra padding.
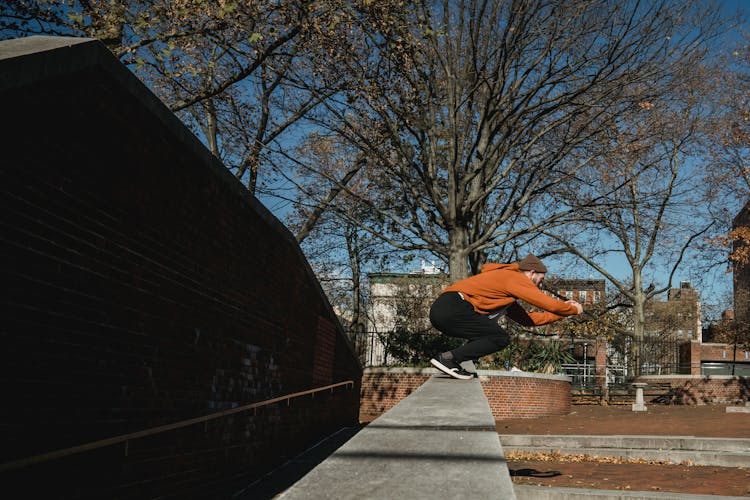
[515,485,747,500]
[501,435,750,467]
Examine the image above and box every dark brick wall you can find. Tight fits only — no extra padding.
[0,37,361,498]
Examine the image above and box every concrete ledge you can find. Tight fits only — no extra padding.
[726,403,750,413]
[282,372,516,499]
[477,369,571,382]
[363,366,435,375]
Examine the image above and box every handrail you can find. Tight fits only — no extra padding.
[0,379,355,472]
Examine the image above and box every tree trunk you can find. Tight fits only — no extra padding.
[205,100,219,156]
[632,271,646,340]
[630,269,646,378]
[448,226,470,281]
[347,228,364,336]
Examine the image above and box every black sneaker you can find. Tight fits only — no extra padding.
[430,354,474,380]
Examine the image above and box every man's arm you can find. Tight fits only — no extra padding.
[506,302,574,326]
[509,279,581,317]
[505,284,583,326]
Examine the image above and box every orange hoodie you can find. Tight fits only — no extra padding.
[442,263,578,326]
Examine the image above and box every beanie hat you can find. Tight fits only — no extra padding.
[517,254,547,273]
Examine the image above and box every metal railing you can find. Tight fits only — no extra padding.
[561,363,597,389]
[562,361,697,391]
[0,380,355,472]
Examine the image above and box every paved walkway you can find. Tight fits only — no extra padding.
[280,368,516,499]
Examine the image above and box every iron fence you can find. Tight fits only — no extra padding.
[350,329,693,380]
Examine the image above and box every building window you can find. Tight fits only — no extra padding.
[565,291,573,299]
[677,329,683,337]
[593,291,600,303]
[579,290,587,303]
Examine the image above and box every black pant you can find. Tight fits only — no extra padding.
[429,292,510,363]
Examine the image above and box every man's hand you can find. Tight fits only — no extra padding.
[566,300,583,314]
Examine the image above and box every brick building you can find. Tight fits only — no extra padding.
[546,277,607,306]
[644,281,702,341]
[366,262,449,365]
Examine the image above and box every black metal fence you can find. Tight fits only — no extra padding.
[348,329,458,367]
[350,329,692,382]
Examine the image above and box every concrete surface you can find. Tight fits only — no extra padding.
[281,369,516,500]
[726,402,750,413]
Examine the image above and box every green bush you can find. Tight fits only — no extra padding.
[479,338,575,374]
[523,340,576,373]
[383,329,463,366]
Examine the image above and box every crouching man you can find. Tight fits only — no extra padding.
[429,254,583,379]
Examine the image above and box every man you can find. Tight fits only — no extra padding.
[429,254,583,379]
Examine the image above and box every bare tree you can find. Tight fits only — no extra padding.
[293,0,727,281]
[0,1,356,194]
[543,72,717,339]
[286,134,403,333]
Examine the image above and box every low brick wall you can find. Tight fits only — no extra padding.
[359,368,431,420]
[637,375,750,405]
[359,368,572,421]
[479,371,571,419]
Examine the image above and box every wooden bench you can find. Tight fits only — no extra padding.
[643,382,675,404]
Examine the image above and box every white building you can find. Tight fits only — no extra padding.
[365,261,448,366]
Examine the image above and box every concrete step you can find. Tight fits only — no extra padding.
[501,435,750,467]
[515,485,748,500]
[501,435,750,453]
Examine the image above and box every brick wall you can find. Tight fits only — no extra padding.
[701,343,750,363]
[594,339,608,392]
[0,37,361,498]
[691,340,703,375]
[479,372,571,419]
[359,368,431,420]
[678,341,750,375]
[638,375,750,405]
[359,368,571,421]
